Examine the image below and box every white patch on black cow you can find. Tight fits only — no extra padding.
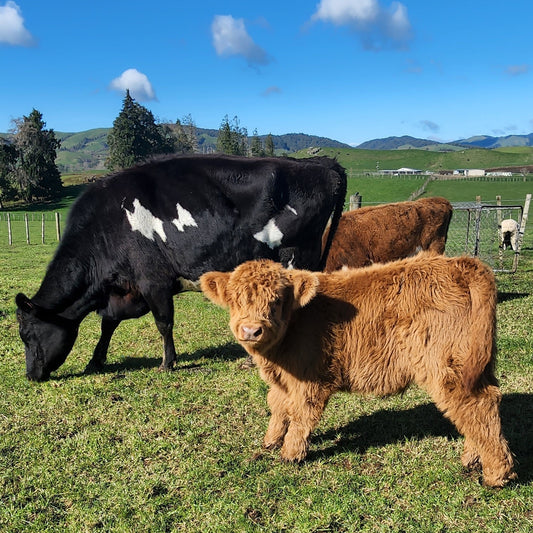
[286,205,298,216]
[254,218,284,249]
[124,199,167,242]
[172,203,198,232]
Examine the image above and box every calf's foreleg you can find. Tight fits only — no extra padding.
[278,388,330,462]
[263,386,290,450]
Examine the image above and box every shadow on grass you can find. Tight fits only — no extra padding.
[7,184,86,213]
[309,393,533,485]
[61,341,246,379]
[497,292,530,302]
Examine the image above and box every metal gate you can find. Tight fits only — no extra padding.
[446,195,530,273]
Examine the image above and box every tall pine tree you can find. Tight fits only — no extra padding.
[265,133,275,157]
[216,115,248,156]
[11,109,62,202]
[106,90,175,170]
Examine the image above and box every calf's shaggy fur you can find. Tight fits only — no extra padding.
[325,197,452,271]
[200,253,516,487]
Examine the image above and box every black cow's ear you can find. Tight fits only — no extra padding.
[15,293,34,313]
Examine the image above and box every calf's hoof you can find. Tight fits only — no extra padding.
[263,439,283,451]
[280,442,308,463]
[482,469,518,488]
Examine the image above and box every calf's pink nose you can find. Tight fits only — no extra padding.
[240,324,263,341]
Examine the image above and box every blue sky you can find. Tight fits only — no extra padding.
[1,0,532,146]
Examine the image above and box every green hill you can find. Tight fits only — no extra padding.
[53,128,351,173]
[295,146,533,173]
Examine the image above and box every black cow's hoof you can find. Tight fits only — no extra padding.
[84,360,105,374]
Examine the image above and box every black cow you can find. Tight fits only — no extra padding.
[16,154,347,381]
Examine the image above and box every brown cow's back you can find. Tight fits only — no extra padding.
[325,197,452,271]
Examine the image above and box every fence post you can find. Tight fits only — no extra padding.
[514,193,531,271]
[55,212,61,241]
[473,197,482,257]
[25,213,30,245]
[41,213,45,244]
[7,213,12,245]
[496,196,503,269]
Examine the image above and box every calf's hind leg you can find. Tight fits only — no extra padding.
[434,383,516,487]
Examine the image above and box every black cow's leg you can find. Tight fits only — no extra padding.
[143,291,177,371]
[85,317,121,373]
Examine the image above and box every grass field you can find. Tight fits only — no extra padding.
[1,177,532,532]
[301,146,533,174]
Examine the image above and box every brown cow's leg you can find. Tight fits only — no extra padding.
[433,384,516,487]
[263,386,290,450]
[280,393,329,462]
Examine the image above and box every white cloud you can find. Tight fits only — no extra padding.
[212,14,271,66]
[109,69,157,102]
[310,0,412,50]
[0,1,35,46]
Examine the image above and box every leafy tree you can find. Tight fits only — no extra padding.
[0,141,18,208]
[265,133,275,157]
[182,114,198,153]
[11,109,62,202]
[216,115,249,156]
[250,129,264,157]
[173,114,198,154]
[106,90,175,170]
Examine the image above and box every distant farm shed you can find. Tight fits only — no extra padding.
[379,167,424,175]
[453,169,485,177]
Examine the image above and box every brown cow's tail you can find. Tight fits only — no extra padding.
[461,258,498,392]
[318,160,347,271]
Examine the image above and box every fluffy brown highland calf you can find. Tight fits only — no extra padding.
[325,197,453,271]
[200,253,516,487]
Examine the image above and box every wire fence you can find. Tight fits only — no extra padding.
[445,204,524,273]
[0,212,62,245]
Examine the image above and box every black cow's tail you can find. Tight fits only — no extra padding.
[318,160,347,271]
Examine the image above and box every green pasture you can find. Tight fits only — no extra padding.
[0,176,532,531]
[303,146,533,173]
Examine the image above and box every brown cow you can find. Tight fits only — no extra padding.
[200,253,516,487]
[325,197,453,271]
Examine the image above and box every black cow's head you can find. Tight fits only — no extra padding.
[15,293,79,381]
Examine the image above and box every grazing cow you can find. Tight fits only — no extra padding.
[325,197,452,271]
[16,154,346,381]
[200,254,516,487]
[500,219,519,251]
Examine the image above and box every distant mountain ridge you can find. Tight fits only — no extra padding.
[51,128,351,173]
[3,127,533,173]
[356,133,533,150]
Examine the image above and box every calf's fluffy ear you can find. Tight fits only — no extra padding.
[288,271,319,309]
[200,272,231,308]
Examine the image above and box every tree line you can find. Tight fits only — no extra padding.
[0,90,277,207]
